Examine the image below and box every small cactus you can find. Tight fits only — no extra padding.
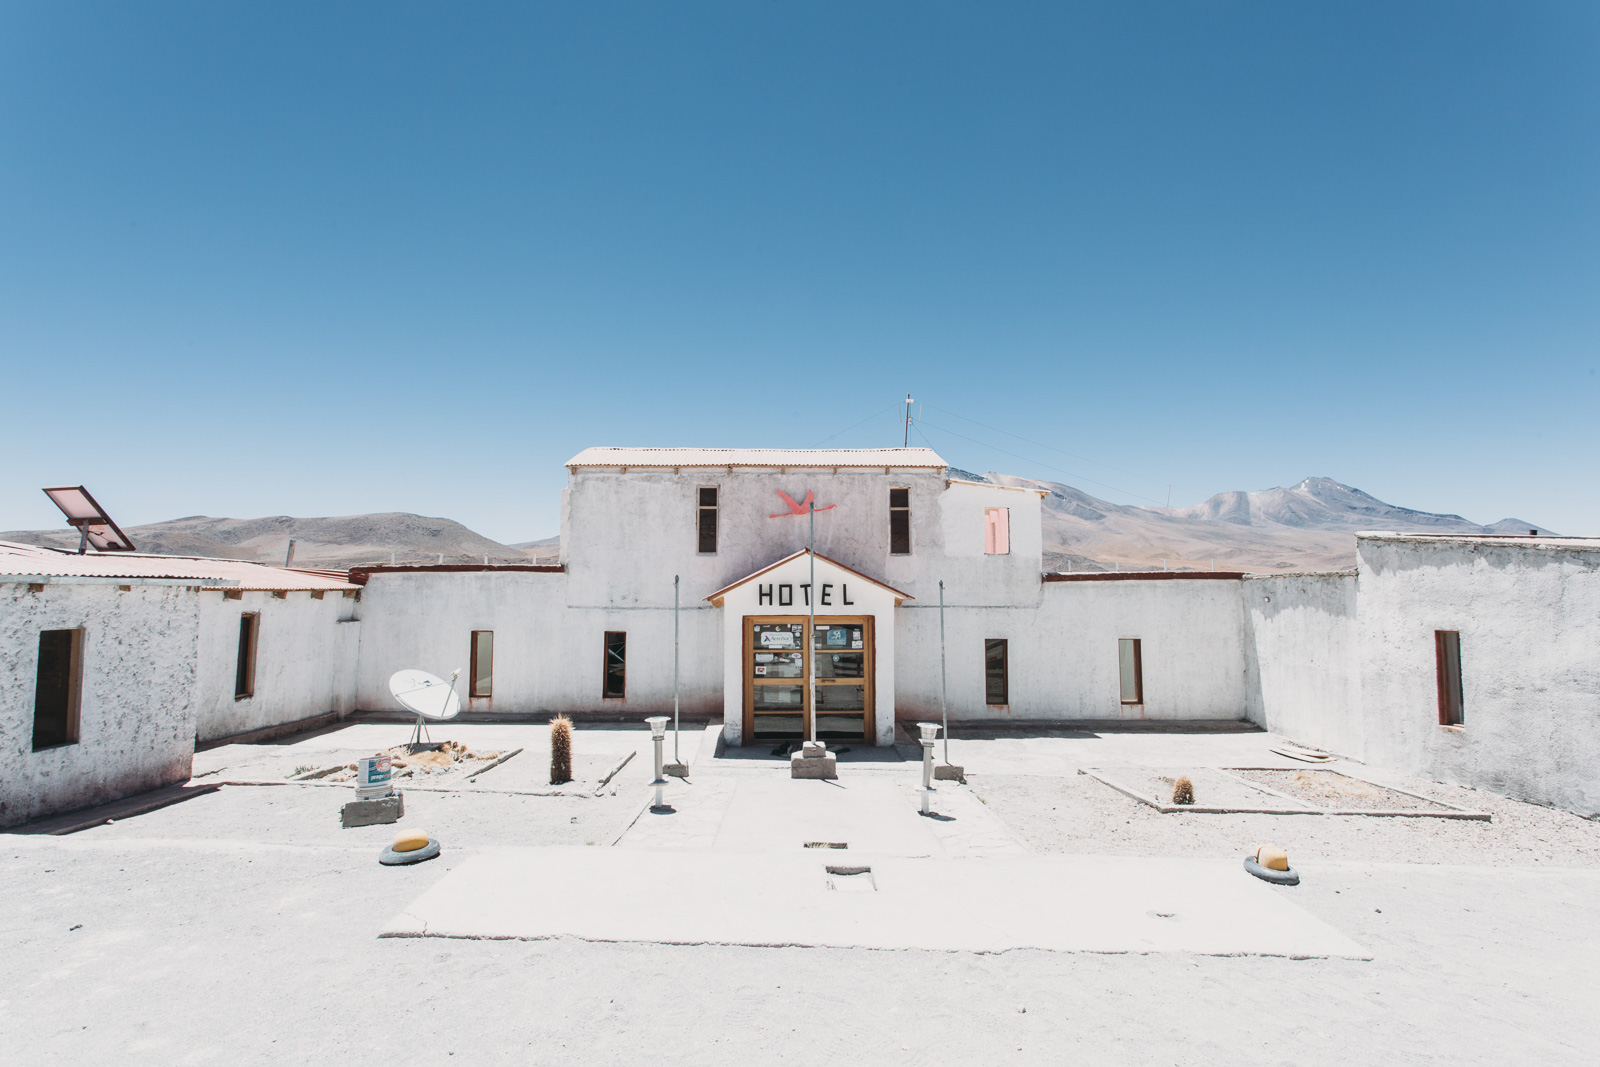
[1172,775,1195,806]
[550,716,573,784]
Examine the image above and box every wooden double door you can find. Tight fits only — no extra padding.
[743,615,875,743]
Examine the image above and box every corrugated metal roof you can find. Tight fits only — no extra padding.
[566,447,948,469]
[0,541,357,590]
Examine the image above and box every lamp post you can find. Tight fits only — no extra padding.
[917,722,940,815]
[646,715,670,811]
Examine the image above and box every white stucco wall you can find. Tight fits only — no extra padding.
[1,581,199,827]
[1242,573,1361,758]
[353,571,724,718]
[195,589,361,742]
[1357,536,1600,816]
[894,576,1249,721]
[714,552,900,747]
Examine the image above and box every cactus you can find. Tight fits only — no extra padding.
[550,715,573,784]
[1172,775,1195,806]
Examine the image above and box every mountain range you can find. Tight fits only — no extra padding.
[1,476,1547,573]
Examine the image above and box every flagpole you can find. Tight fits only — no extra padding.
[939,579,949,765]
[808,501,817,745]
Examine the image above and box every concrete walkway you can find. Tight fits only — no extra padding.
[381,845,1368,957]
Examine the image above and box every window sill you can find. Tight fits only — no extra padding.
[234,694,253,702]
[1439,724,1465,733]
[31,740,80,752]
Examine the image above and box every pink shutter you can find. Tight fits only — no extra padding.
[995,508,1009,554]
[984,509,997,553]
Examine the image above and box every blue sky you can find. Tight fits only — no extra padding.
[3,2,1596,542]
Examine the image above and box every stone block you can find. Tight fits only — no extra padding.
[791,752,837,779]
[933,764,966,782]
[801,741,828,759]
[341,792,404,828]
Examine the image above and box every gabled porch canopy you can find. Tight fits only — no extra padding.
[704,548,913,608]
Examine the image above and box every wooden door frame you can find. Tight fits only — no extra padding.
[741,614,875,744]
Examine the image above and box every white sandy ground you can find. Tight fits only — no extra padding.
[3,723,1600,1065]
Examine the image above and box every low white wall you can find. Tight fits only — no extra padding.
[1358,536,1600,816]
[1243,573,1361,758]
[893,576,1249,721]
[354,572,723,718]
[0,582,198,827]
[196,590,361,743]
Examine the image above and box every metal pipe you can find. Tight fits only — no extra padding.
[673,574,680,764]
[808,502,816,745]
[939,579,949,765]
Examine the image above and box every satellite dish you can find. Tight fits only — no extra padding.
[389,668,462,746]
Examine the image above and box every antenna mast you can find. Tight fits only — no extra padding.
[903,393,913,448]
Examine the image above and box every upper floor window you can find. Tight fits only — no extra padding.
[697,487,719,554]
[984,507,1010,554]
[889,488,911,555]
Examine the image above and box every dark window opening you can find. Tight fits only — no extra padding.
[985,638,1008,705]
[603,631,627,698]
[470,630,494,698]
[33,628,83,750]
[235,613,258,700]
[1435,630,1463,726]
[697,487,719,554]
[1118,638,1143,704]
[889,487,911,555]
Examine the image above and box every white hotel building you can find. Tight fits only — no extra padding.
[4,446,1599,825]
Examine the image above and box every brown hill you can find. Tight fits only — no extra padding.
[0,513,552,569]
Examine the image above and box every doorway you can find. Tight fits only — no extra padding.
[743,616,874,744]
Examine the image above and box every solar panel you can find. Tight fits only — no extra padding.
[41,485,137,553]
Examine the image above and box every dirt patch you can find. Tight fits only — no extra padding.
[318,741,506,784]
[1233,769,1443,812]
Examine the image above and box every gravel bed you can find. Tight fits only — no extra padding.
[1232,769,1443,812]
[970,772,1600,868]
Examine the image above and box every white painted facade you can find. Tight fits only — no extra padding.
[4,452,1598,822]
[196,589,362,743]
[0,580,199,826]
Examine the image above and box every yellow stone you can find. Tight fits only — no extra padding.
[1255,845,1290,872]
[393,828,430,853]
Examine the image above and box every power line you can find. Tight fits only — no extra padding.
[808,402,900,448]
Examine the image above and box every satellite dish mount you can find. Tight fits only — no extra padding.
[388,668,463,748]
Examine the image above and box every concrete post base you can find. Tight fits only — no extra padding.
[341,792,404,828]
[933,765,966,782]
[790,743,838,780]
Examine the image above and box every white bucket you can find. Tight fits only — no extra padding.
[355,755,393,800]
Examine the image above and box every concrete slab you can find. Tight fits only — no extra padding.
[381,846,1369,958]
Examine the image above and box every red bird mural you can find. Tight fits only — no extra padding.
[770,489,836,518]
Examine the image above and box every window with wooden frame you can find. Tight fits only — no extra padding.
[1435,630,1463,726]
[985,638,1009,705]
[889,488,911,555]
[234,613,259,700]
[33,628,84,750]
[470,630,494,698]
[984,507,1011,554]
[1118,638,1143,705]
[697,487,719,554]
[603,631,627,698]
